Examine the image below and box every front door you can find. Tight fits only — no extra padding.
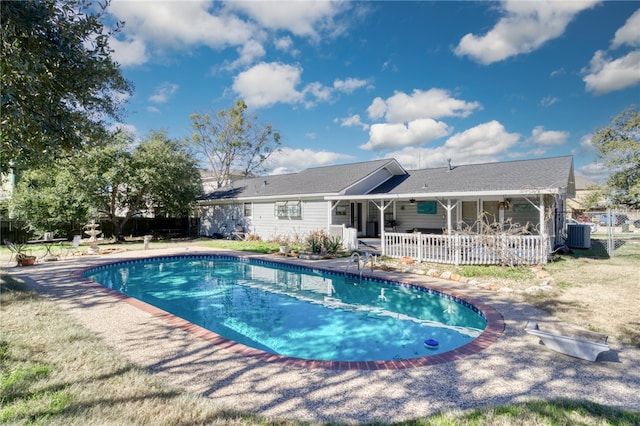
[351,202,363,235]
[461,201,478,231]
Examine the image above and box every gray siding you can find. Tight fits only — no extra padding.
[394,201,450,232]
[200,200,331,241]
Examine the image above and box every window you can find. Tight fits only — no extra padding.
[336,205,347,216]
[275,201,301,218]
[243,203,252,217]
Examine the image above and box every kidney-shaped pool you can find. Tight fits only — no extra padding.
[83,255,503,369]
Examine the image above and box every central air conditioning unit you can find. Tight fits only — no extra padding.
[566,224,591,249]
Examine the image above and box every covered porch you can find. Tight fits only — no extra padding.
[328,192,557,266]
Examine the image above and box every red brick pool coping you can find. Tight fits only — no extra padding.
[74,255,504,370]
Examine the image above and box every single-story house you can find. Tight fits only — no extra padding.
[198,155,576,265]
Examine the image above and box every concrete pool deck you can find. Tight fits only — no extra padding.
[6,246,640,424]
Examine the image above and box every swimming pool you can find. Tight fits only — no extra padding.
[83,255,502,369]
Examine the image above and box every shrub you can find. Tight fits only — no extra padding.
[323,234,343,254]
[303,230,343,255]
[305,230,325,254]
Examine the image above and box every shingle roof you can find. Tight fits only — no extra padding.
[199,158,398,200]
[372,155,574,195]
[199,155,574,201]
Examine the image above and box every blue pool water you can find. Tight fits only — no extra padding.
[84,255,487,362]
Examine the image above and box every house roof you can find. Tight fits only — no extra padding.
[198,155,575,202]
[370,155,575,196]
[198,158,403,201]
[574,175,599,191]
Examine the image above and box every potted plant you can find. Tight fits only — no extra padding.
[6,241,36,266]
[16,253,36,266]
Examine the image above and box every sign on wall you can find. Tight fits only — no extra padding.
[417,201,437,214]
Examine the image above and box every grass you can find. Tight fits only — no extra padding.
[2,236,640,423]
[2,257,640,425]
[452,264,536,281]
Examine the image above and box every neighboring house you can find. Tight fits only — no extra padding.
[0,169,15,203]
[198,156,576,265]
[200,169,252,194]
[566,175,602,216]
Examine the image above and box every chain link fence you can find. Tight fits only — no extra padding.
[570,209,640,257]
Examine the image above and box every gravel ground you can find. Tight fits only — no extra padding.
[7,247,640,424]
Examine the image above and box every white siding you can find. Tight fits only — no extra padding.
[237,199,331,241]
[199,204,243,236]
[394,201,449,232]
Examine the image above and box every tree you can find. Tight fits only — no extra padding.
[190,100,282,188]
[1,0,133,170]
[10,131,203,239]
[10,160,92,237]
[82,130,203,239]
[590,105,640,208]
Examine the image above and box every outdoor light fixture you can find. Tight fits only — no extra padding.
[409,198,416,204]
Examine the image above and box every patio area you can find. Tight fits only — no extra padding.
[6,246,640,423]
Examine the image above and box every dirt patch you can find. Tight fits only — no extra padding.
[528,254,640,346]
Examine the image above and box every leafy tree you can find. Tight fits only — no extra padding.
[590,105,640,208]
[82,130,203,239]
[10,160,91,237]
[10,131,203,240]
[1,0,133,170]
[190,100,282,188]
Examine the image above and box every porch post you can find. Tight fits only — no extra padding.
[447,199,452,235]
[379,200,387,256]
[371,199,393,256]
[539,194,546,263]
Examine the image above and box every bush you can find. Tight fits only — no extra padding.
[303,230,343,255]
[323,234,342,254]
[305,230,325,254]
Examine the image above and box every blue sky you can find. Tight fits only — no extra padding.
[105,1,640,181]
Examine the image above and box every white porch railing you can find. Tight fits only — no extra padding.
[328,224,358,251]
[384,232,549,265]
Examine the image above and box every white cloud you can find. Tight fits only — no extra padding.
[540,96,560,107]
[333,78,368,94]
[366,89,481,123]
[383,145,499,170]
[578,134,596,153]
[444,121,520,156]
[611,9,640,49]
[224,39,267,70]
[225,0,347,39]
[110,36,149,67]
[367,97,387,120]
[339,114,369,130]
[529,126,569,146]
[303,82,333,105]
[360,119,451,151]
[266,147,353,174]
[578,162,609,183]
[146,106,161,114]
[233,62,303,108]
[581,8,640,95]
[274,36,294,52]
[359,89,480,151]
[582,50,640,94]
[232,62,368,109]
[148,82,179,103]
[454,1,599,65]
[387,121,520,169]
[107,1,256,66]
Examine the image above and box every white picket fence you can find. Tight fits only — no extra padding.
[328,224,358,251]
[384,232,549,265]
